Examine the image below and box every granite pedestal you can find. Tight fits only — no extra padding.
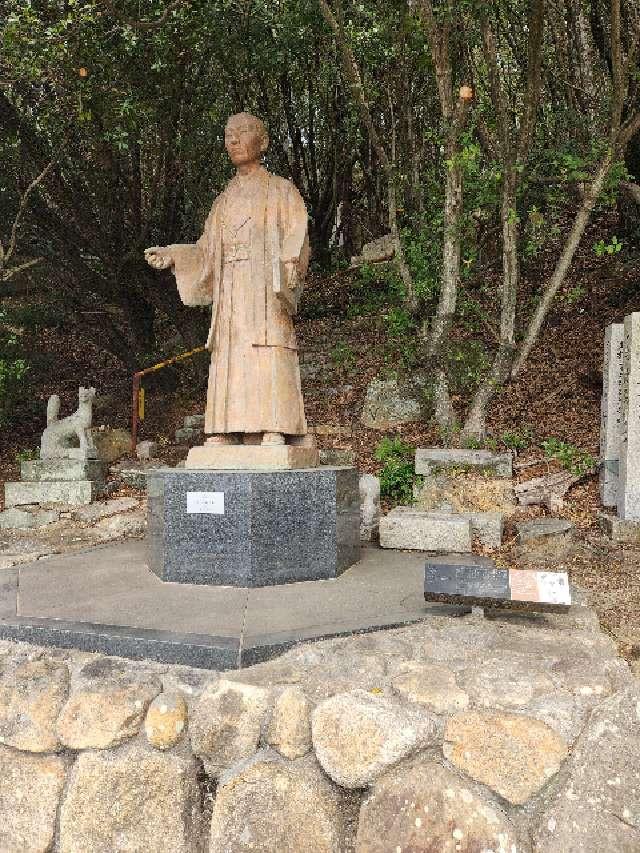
[147,466,361,587]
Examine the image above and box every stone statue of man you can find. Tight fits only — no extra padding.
[144,112,311,456]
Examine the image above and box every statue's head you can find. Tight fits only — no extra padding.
[225,112,269,167]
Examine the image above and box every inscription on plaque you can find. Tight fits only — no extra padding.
[186,491,225,514]
[425,556,571,612]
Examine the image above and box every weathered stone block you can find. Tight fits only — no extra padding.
[5,480,95,507]
[183,414,205,429]
[443,710,568,804]
[516,517,574,544]
[311,689,438,789]
[0,747,66,853]
[356,757,520,853]
[209,750,344,853]
[618,312,640,520]
[598,510,640,543]
[359,473,381,542]
[415,447,512,478]
[379,507,472,552]
[266,686,312,760]
[600,322,624,506]
[59,744,203,853]
[175,426,203,444]
[21,458,105,483]
[136,439,158,460]
[0,658,69,752]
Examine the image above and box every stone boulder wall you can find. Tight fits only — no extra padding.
[0,597,637,852]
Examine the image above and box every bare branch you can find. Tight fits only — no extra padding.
[99,0,186,30]
[1,159,56,277]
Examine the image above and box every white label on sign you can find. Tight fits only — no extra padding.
[186,491,225,514]
[536,571,571,605]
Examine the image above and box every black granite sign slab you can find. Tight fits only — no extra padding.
[424,555,571,612]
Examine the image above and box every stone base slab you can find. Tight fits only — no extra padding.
[21,459,105,483]
[5,480,95,508]
[147,466,360,586]
[598,511,640,544]
[380,508,472,552]
[415,448,513,478]
[185,444,320,470]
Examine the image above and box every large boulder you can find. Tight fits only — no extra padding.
[190,678,270,776]
[356,757,520,853]
[89,427,133,463]
[360,379,421,430]
[0,746,66,853]
[444,710,568,805]
[533,684,640,851]
[209,750,345,853]
[0,657,69,752]
[59,744,203,853]
[56,671,161,749]
[312,689,438,788]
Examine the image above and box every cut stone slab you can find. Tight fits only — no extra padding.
[5,480,95,507]
[516,517,574,544]
[533,683,640,852]
[311,688,438,788]
[319,448,356,466]
[0,746,66,853]
[443,710,569,805]
[175,426,203,444]
[360,473,381,543]
[0,506,59,529]
[111,462,163,489]
[21,458,105,483]
[425,555,572,611]
[210,750,345,853]
[415,447,512,478]
[185,443,320,470]
[598,510,640,543]
[356,757,520,853]
[59,743,203,853]
[618,312,640,520]
[136,440,158,460]
[379,508,472,552]
[600,322,625,506]
[183,414,205,429]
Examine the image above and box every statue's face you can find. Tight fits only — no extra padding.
[225,117,266,166]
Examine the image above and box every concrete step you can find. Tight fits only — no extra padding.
[5,480,95,508]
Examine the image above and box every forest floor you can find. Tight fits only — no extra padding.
[1,212,639,660]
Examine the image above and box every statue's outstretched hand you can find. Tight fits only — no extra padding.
[144,246,174,271]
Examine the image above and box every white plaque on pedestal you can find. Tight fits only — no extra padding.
[186,491,225,514]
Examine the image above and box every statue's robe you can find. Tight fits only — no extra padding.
[168,166,309,436]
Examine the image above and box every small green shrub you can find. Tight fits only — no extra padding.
[15,447,39,464]
[330,341,356,372]
[374,436,421,504]
[500,427,533,451]
[541,438,596,476]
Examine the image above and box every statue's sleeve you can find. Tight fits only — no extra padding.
[166,200,218,307]
[282,183,310,278]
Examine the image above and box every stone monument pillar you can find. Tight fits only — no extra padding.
[600,322,624,506]
[143,113,360,586]
[618,313,640,520]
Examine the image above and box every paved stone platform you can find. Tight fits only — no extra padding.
[0,542,453,669]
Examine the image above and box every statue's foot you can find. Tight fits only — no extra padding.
[262,431,285,446]
[205,433,240,445]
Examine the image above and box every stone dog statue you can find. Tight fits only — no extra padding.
[40,387,98,460]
